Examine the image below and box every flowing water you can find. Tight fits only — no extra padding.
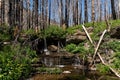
[43,37,50,55]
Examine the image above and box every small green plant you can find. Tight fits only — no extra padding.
[66,25,82,35]
[97,64,110,74]
[42,25,66,39]
[65,43,88,54]
[111,52,120,69]
[100,40,120,73]
[107,40,120,52]
[0,44,37,80]
[37,67,62,74]
[65,43,77,53]
[22,29,35,35]
[0,24,11,41]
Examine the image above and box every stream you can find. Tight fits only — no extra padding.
[27,52,119,80]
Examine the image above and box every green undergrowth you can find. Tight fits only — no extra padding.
[41,25,66,39]
[21,25,66,40]
[67,19,120,41]
[98,40,120,74]
[0,24,12,41]
[97,64,110,74]
[65,42,94,58]
[37,67,62,74]
[0,44,37,80]
[66,20,120,74]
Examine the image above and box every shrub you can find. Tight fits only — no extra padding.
[65,43,77,53]
[37,67,62,74]
[66,25,82,35]
[65,43,88,54]
[0,44,37,80]
[97,64,110,74]
[107,40,120,52]
[0,24,11,41]
[100,40,120,72]
[42,25,66,39]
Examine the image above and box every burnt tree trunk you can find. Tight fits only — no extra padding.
[111,0,117,20]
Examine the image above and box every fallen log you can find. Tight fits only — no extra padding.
[91,29,107,65]
[82,25,94,45]
[82,25,120,78]
[97,52,120,78]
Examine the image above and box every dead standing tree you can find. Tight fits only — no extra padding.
[111,0,117,20]
[91,0,95,25]
[65,0,70,28]
[73,0,79,25]
[84,0,88,23]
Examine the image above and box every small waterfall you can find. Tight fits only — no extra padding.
[43,37,50,55]
[73,54,81,66]
[43,57,53,67]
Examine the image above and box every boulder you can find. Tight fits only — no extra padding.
[62,71,71,74]
[73,30,86,36]
[66,30,88,43]
[110,26,120,39]
[86,27,94,33]
[48,45,58,52]
[66,35,87,44]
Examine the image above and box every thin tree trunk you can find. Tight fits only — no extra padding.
[75,0,78,25]
[91,0,95,23]
[84,0,88,23]
[41,0,44,29]
[48,0,51,25]
[45,0,48,28]
[1,0,5,24]
[35,0,38,28]
[20,0,23,29]
[111,0,117,20]
[118,0,120,18]
[65,0,70,28]
[60,0,63,27]
[9,0,16,26]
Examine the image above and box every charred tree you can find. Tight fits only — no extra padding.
[84,0,88,23]
[65,0,70,28]
[60,0,64,27]
[48,0,51,25]
[35,0,38,28]
[91,0,95,22]
[111,0,117,20]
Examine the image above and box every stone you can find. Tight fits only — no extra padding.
[66,35,87,44]
[86,27,94,33]
[73,30,86,36]
[48,45,58,52]
[62,71,71,74]
[110,26,120,39]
